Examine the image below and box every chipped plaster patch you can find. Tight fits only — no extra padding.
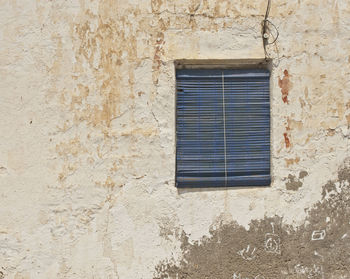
[154,163,350,279]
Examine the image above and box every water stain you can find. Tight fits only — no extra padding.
[154,161,350,279]
[64,1,244,132]
[152,32,165,85]
[346,114,350,127]
[287,118,303,131]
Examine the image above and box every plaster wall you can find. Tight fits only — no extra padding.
[0,0,350,278]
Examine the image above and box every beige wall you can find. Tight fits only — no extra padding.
[0,0,350,278]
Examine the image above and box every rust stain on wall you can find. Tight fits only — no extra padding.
[283,132,291,149]
[278,70,292,104]
[154,162,350,279]
[285,157,300,167]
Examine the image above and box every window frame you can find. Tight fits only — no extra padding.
[174,60,272,188]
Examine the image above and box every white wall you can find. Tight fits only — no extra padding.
[0,0,350,278]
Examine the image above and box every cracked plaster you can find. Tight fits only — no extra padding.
[0,0,350,278]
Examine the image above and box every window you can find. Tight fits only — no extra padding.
[176,68,270,188]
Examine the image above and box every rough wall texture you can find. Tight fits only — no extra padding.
[0,0,349,278]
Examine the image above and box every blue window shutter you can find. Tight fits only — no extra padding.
[176,69,270,187]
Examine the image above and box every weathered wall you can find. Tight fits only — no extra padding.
[0,0,349,278]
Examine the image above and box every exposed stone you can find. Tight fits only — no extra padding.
[154,165,350,279]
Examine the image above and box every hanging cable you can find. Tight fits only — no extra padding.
[262,0,279,60]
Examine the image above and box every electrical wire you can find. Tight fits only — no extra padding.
[264,0,271,20]
[262,0,279,60]
[265,20,279,45]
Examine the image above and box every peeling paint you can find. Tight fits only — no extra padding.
[154,163,350,278]
[285,171,308,191]
[285,174,303,191]
[1,0,350,278]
